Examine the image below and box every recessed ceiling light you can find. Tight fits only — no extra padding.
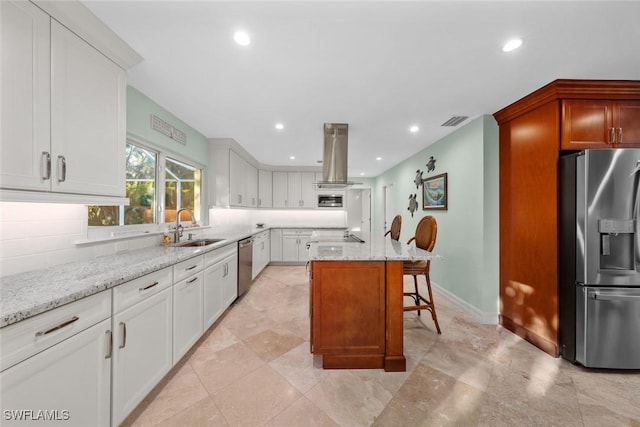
[360,172,365,176]
[289,156,295,160]
[275,123,284,130]
[409,125,419,133]
[233,31,251,46]
[502,38,522,52]
[376,157,382,161]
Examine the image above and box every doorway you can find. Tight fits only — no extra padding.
[383,183,395,234]
[346,188,371,242]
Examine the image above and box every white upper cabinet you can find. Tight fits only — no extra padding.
[229,149,258,207]
[0,1,51,192]
[246,163,258,207]
[0,1,137,203]
[273,171,317,209]
[50,20,126,197]
[258,169,272,208]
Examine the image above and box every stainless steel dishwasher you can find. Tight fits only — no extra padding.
[238,237,253,297]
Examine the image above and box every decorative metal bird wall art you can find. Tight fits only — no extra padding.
[413,170,423,189]
[426,156,436,173]
[408,194,418,217]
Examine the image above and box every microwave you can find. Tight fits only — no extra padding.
[317,192,344,208]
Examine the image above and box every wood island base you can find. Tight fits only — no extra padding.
[309,260,406,372]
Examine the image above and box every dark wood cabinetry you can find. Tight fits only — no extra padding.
[309,260,406,371]
[494,79,640,357]
[562,99,640,149]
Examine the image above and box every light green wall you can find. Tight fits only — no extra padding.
[373,115,499,319]
[126,85,210,218]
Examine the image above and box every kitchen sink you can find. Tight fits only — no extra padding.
[177,238,225,247]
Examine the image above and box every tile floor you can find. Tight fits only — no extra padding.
[123,266,640,427]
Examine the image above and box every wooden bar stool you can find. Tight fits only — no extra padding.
[384,215,402,241]
[403,215,441,334]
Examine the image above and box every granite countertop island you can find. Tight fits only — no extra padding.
[307,231,441,372]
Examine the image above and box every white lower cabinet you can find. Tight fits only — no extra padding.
[282,229,312,262]
[252,230,270,279]
[0,291,112,427]
[270,229,283,261]
[204,247,238,329]
[173,270,204,362]
[111,267,173,426]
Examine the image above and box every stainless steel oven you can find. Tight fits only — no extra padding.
[317,192,344,208]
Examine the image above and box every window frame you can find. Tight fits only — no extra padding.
[88,135,205,230]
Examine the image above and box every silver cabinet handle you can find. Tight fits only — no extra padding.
[252,197,256,206]
[105,330,113,359]
[258,198,262,206]
[139,281,159,292]
[185,265,197,271]
[619,127,624,143]
[35,316,79,337]
[187,277,198,284]
[57,155,66,182]
[119,322,127,349]
[590,292,640,301]
[609,128,616,144]
[41,151,51,181]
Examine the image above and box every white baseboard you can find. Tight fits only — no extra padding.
[430,281,498,325]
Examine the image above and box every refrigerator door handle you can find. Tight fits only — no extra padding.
[589,291,640,301]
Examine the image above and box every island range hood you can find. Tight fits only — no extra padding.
[316,123,357,189]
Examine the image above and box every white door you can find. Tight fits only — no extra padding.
[50,20,125,197]
[204,262,225,329]
[246,163,258,207]
[270,229,283,261]
[300,172,316,208]
[173,272,204,361]
[0,0,51,191]
[258,170,272,208]
[282,234,299,261]
[0,319,112,427]
[383,184,395,233]
[222,254,238,308]
[112,288,173,426]
[361,189,372,242]
[272,172,288,208]
[287,172,302,207]
[229,150,245,206]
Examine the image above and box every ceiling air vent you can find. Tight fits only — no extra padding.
[441,116,469,127]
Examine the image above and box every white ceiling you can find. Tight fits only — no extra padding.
[82,1,640,177]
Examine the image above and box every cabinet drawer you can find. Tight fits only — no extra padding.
[113,267,172,314]
[204,244,237,268]
[174,255,204,282]
[0,291,111,371]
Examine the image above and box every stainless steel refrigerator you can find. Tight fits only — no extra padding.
[560,149,640,369]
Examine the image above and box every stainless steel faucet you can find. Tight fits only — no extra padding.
[174,208,196,243]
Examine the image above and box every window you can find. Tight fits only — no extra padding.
[88,140,202,226]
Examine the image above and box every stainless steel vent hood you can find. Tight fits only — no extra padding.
[316,123,357,189]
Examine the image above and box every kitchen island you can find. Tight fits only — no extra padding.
[307,233,439,372]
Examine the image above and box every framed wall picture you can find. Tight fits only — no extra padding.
[422,173,448,210]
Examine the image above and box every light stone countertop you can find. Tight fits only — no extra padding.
[307,234,441,262]
[0,226,264,328]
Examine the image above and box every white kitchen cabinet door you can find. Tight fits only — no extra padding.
[258,169,272,208]
[204,262,225,329]
[112,288,173,426]
[0,319,112,427]
[287,172,302,207]
[300,172,316,208]
[229,150,245,206]
[270,229,283,261]
[222,253,238,309]
[272,172,288,208]
[50,20,126,197]
[173,271,204,362]
[282,234,300,262]
[246,163,258,207]
[0,1,51,192]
